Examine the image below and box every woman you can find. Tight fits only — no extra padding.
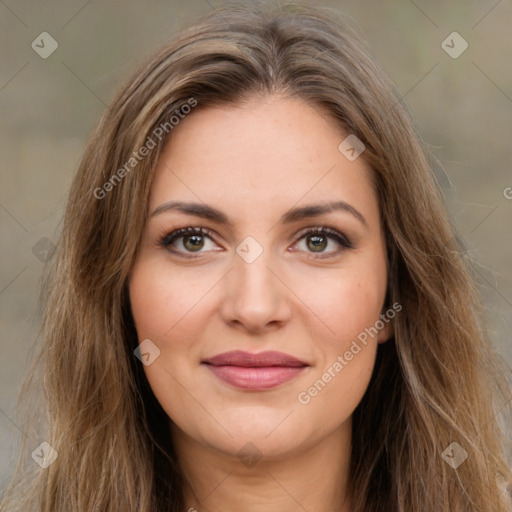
[2,2,511,511]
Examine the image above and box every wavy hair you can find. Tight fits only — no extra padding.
[2,2,511,511]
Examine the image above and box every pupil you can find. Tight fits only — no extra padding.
[184,234,204,251]
[307,234,327,252]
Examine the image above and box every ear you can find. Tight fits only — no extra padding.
[378,317,394,344]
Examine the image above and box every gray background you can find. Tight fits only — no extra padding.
[1,0,511,488]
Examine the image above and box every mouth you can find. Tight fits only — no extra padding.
[201,350,309,390]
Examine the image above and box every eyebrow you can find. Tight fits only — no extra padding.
[150,200,368,228]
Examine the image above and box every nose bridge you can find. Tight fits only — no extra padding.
[220,235,291,330]
[235,244,274,291]
[233,237,279,300]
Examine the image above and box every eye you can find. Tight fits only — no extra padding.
[159,225,353,259]
[159,227,220,256]
[293,227,352,257]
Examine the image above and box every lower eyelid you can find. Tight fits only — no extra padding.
[296,229,352,249]
[165,234,218,253]
[160,227,352,255]
[292,239,349,257]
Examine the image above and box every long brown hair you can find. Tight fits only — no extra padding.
[2,2,511,511]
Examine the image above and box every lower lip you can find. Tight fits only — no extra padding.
[204,364,307,390]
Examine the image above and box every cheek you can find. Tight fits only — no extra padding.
[128,260,211,430]
[334,279,384,343]
[128,255,222,375]
[128,257,214,341]
[292,254,386,406]
[296,260,387,349]
[294,276,382,422]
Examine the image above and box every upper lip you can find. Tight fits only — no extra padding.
[202,350,308,367]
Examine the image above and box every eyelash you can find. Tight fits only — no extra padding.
[158,225,353,259]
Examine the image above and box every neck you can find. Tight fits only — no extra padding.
[172,423,352,512]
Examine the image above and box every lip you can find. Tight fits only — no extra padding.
[202,350,309,390]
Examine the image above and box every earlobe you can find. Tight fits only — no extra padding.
[378,321,394,344]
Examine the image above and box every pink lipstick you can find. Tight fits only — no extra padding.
[202,350,309,390]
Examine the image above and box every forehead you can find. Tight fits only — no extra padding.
[149,95,378,226]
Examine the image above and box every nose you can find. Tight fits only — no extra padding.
[219,245,292,333]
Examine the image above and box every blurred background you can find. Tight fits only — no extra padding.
[1,0,511,488]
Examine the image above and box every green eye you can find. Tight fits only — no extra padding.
[295,227,352,255]
[306,234,328,252]
[182,234,205,252]
[160,225,352,259]
[160,227,217,255]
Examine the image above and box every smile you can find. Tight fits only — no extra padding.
[202,350,309,390]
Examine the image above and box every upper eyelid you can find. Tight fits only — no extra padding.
[161,225,351,252]
[160,226,216,243]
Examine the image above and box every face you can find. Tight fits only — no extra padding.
[128,94,392,462]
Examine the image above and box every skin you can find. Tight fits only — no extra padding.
[128,94,393,512]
